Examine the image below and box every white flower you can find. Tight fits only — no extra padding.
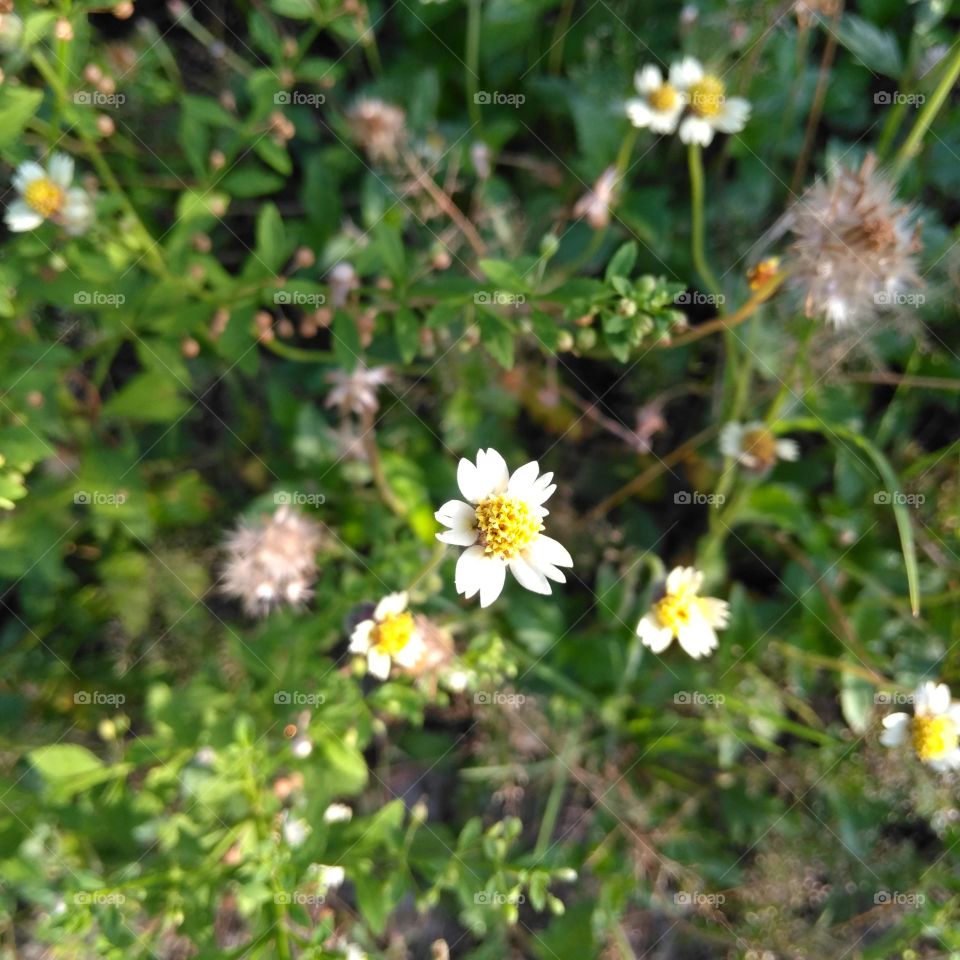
[719,422,799,472]
[0,12,23,52]
[5,154,94,236]
[316,864,345,891]
[881,681,960,772]
[281,813,310,848]
[325,364,391,417]
[349,591,424,680]
[346,98,406,163]
[328,261,360,308]
[323,803,353,823]
[626,64,686,134]
[671,57,750,146]
[434,448,573,608]
[637,566,729,659]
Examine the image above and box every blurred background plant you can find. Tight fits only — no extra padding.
[0,0,959,957]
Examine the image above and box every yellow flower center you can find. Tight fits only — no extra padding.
[372,612,415,657]
[655,588,698,636]
[747,257,780,291]
[689,76,725,118]
[741,428,778,470]
[475,494,541,561]
[912,715,958,763]
[24,177,65,218]
[648,84,679,113]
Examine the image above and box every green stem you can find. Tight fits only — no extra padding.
[259,338,333,362]
[890,35,960,181]
[547,0,576,75]
[466,0,483,127]
[533,736,576,859]
[687,142,722,300]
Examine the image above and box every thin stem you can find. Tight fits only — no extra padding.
[686,143,722,299]
[360,409,407,517]
[259,338,332,362]
[890,35,960,181]
[547,0,576,75]
[466,0,483,127]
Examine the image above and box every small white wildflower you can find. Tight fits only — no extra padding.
[626,64,686,135]
[316,864,345,891]
[323,803,353,823]
[637,566,729,659]
[281,813,310,848]
[671,57,750,146]
[349,591,424,680]
[220,505,322,618]
[719,422,799,472]
[882,681,960,772]
[291,736,313,758]
[324,364,391,417]
[435,448,573,607]
[5,154,94,235]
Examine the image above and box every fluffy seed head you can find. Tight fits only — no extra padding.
[221,505,322,617]
[783,155,921,329]
[347,98,406,163]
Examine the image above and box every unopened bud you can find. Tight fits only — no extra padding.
[54,18,74,41]
[181,337,200,358]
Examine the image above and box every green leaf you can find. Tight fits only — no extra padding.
[101,372,189,423]
[270,0,317,17]
[374,223,406,281]
[0,87,44,150]
[28,745,117,796]
[834,14,903,78]
[394,307,420,363]
[477,310,515,369]
[779,418,921,616]
[605,241,638,282]
[331,309,361,372]
[479,258,529,294]
[254,202,288,273]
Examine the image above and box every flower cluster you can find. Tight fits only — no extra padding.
[626,57,750,145]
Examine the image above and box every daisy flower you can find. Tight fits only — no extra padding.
[671,57,750,146]
[881,681,960,772]
[435,448,573,607]
[626,64,686,134]
[719,422,799,472]
[637,566,729,659]
[5,153,94,236]
[349,591,424,680]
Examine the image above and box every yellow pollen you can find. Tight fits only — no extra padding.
[475,493,541,561]
[24,177,65,218]
[648,84,679,113]
[372,612,415,657]
[912,714,958,763]
[655,588,697,636]
[741,428,777,470]
[689,76,725,118]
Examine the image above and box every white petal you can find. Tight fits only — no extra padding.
[679,116,714,146]
[775,439,799,461]
[879,714,910,746]
[697,597,729,629]
[625,99,653,129]
[507,461,541,499]
[367,648,392,679]
[435,499,479,546]
[4,200,44,232]
[475,448,509,499]
[457,456,485,503]
[48,153,74,188]
[635,64,663,94]
[648,105,683,134]
[718,422,744,459]
[478,557,507,607]
[527,534,573,571]
[508,555,552,594]
[455,544,489,600]
[669,56,703,89]
[677,616,718,659]
[666,566,702,596]
[12,161,45,194]
[374,591,407,621]
[393,631,424,668]
[437,527,478,547]
[637,614,673,653]
[713,97,750,133]
[61,188,93,235]
[349,620,374,653]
